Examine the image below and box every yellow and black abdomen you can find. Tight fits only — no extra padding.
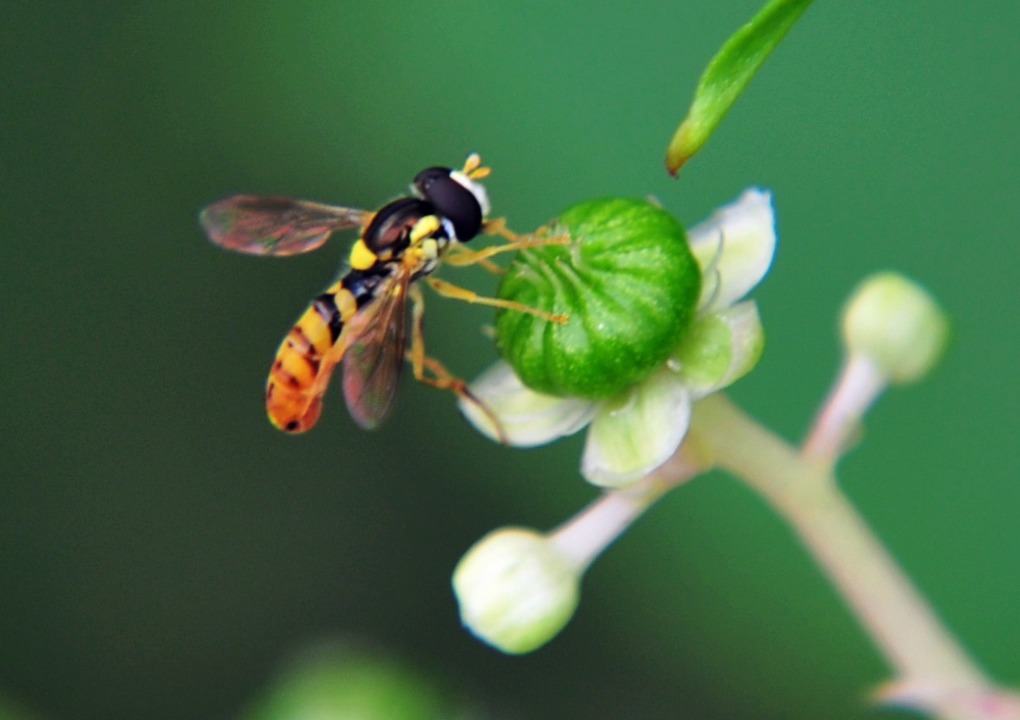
[265,281,353,432]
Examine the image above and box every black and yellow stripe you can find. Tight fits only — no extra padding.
[264,259,400,432]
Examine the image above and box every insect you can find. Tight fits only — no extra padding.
[200,154,564,434]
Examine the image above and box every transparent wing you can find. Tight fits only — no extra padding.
[341,271,412,429]
[200,196,370,256]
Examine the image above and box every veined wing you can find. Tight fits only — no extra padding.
[200,196,370,256]
[341,269,413,429]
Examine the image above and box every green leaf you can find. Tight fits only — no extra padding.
[665,0,814,176]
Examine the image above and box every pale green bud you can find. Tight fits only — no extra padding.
[244,646,454,720]
[841,272,950,384]
[452,528,580,654]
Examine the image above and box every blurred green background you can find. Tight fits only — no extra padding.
[3,1,1018,718]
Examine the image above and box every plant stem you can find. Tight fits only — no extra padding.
[549,444,706,570]
[691,393,1015,720]
[801,353,886,465]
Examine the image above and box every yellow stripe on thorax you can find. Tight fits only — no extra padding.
[410,215,441,243]
[349,239,377,270]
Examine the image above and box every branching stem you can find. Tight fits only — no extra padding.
[690,393,1018,720]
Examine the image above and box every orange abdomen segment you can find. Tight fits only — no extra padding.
[266,282,350,433]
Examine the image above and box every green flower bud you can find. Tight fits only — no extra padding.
[496,198,702,399]
[841,272,950,384]
[245,647,453,720]
[452,528,580,654]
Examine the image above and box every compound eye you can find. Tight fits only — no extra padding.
[362,197,431,257]
[414,167,483,242]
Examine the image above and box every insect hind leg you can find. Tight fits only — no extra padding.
[407,285,509,444]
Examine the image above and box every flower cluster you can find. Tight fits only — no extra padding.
[453,190,777,654]
[461,188,776,488]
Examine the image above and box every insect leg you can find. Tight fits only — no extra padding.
[407,285,509,444]
[444,244,505,274]
[443,225,570,267]
[480,217,520,242]
[423,277,569,324]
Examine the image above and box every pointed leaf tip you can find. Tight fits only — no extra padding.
[665,0,814,176]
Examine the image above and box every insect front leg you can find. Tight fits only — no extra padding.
[443,223,571,268]
[407,285,509,444]
[444,244,505,275]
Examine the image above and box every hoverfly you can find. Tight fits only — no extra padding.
[200,154,564,434]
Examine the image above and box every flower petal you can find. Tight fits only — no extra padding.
[688,188,776,312]
[672,300,765,398]
[460,361,597,446]
[581,368,692,488]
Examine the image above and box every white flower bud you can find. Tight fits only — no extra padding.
[841,272,950,384]
[452,528,580,654]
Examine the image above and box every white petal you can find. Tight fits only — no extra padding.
[688,188,776,312]
[581,368,692,488]
[672,300,765,398]
[459,361,597,446]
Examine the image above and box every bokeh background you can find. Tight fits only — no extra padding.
[3,1,1018,718]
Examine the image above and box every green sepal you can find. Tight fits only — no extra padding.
[496,198,701,399]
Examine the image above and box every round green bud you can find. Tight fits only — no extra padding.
[496,198,702,399]
[245,648,453,720]
[841,271,950,385]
